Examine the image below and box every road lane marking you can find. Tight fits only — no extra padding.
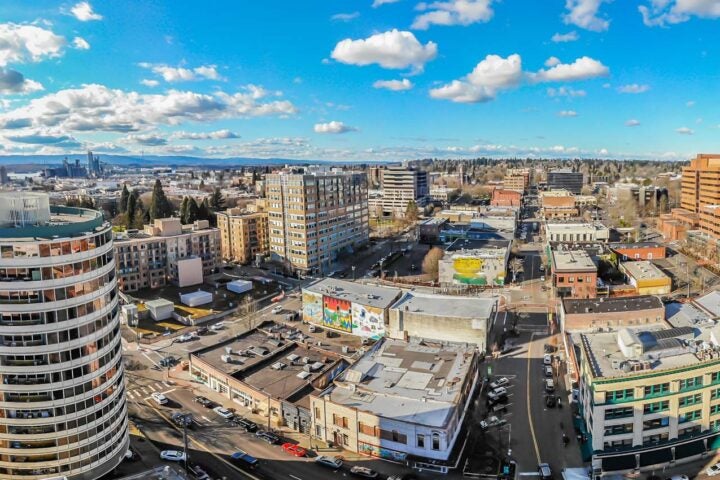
[289,475,303,480]
[526,332,541,464]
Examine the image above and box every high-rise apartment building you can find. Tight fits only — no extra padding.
[370,166,429,216]
[0,166,8,185]
[0,193,129,479]
[266,168,369,274]
[114,218,220,292]
[547,169,584,194]
[503,167,530,193]
[217,208,269,264]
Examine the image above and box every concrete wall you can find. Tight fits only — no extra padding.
[177,256,204,287]
[387,309,491,352]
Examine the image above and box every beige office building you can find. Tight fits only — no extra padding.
[266,168,369,274]
[217,208,269,264]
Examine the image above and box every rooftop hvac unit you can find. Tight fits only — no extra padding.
[271,362,287,370]
[225,347,233,355]
[221,355,232,363]
[297,371,311,380]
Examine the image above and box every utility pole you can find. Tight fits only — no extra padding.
[182,414,189,472]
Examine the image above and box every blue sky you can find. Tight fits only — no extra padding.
[0,0,719,161]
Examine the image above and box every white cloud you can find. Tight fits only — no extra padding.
[121,133,167,146]
[373,78,414,91]
[686,100,696,107]
[70,2,103,21]
[140,63,223,82]
[412,0,494,30]
[313,121,357,134]
[430,53,522,103]
[558,110,578,117]
[5,131,77,145]
[170,129,240,140]
[626,119,641,127]
[618,83,650,94]
[373,0,401,7]
[639,0,720,26]
[563,0,610,31]
[72,37,90,50]
[532,56,609,82]
[331,12,360,21]
[0,23,67,67]
[331,29,437,72]
[0,83,297,133]
[551,31,580,42]
[140,79,159,87]
[547,86,586,97]
[0,68,43,94]
[676,126,694,135]
[545,56,561,67]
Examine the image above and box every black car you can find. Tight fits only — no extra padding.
[233,417,258,432]
[255,430,280,444]
[545,395,556,408]
[171,412,193,427]
[193,396,214,408]
[196,327,209,336]
[159,357,176,368]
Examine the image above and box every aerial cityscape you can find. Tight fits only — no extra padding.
[2,1,720,480]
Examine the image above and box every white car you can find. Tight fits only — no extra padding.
[490,377,509,390]
[213,406,234,419]
[160,450,186,462]
[271,306,283,314]
[315,455,343,469]
[543,354,552,365]
[480,416,507,430]
[708,464,720,477]
[177,333,193,343]
[151,392,168,405]
[210,322,225,331]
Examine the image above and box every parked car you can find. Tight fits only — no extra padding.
[151,392,168,405]
[188,464,210,480]
[491,403,508,414]
[195,327,208,336]
[545,395,557,408]
[480,416,507,430]
[210,322,225,331]
[255,430,280,444]
[160,450,186,462]
[544,366,553,377]
[233,417,258,432]
[177,333,193,343]
[282,443,306,457]
[231,450,258,467]
[538,463,552,480]
[489,377,509,390]
[171,412,193,427]
[315,455,343,469]
[193,396,214,408]
[543,354,552,365]
[708,464,720,477]
[213,406,234,419]
[271,306,283,314]
[489,386,507,397]
[350,466,379,478]
[545,379,555,392]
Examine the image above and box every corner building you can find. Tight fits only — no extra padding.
[0,193,128,479]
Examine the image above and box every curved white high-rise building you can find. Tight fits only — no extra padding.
[0,194,128,479]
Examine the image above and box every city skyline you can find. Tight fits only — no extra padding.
[0,0,719,162]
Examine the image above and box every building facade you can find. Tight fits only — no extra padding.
[0,193,129,480]
[619,261,672,296]
[438,239,510,288]
[552,249,598,299]
[371,167,429,216]
[266,168,369,274]
[491,188,522,207]
[114,218,221,292]
[216,208,269,264]
[559,296,665,331]
[503,168,530,193]
[547,169,583,194]
[545,223,610,243]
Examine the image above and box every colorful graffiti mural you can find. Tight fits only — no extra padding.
[358,442,407,462]
[323,296,352,333]
[351,303,385,338]
[302,291,323,324]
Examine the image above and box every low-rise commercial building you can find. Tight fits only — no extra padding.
[559,295,664,331]
[418,217,448,243]
[620,261,672,296]
[657,209,699,241]
[491,188,522,207]
[429,186,458,204]
[546,222,610,243]
[438,238,510,288]
[551,249,598,299]
[610,243,666,261]
[310,337,479,473]
[217,208,269,264]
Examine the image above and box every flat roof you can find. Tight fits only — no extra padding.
[562,295,663,315]
[694,290,720,318]
[546,222,607,232]
[445,238,511,252]
[420,217,448,226]
[304,278,402,309]
[324,337,476,427]
[552,250,597,272]
[391,291,496,319]
[610,242,664,249]
[145,298,174,308]
[621,261,668,281]
[666,302,713,329]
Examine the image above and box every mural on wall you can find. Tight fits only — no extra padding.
[302,291,323,324]
[323,296,352,333]
[352,303,385,338]
[358,442,407,462]
[451,256,487,285]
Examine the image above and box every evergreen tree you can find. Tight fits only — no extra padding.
[185,197,200,224]
[209,187,225,211]
[125,193,138,228]
[199,179,205,191]
[198,197,211,221]
[179,196,189,223]
[119,184,130,213]
[149,179,173,221]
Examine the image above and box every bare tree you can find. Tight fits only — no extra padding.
[422,247,444,280]
[509,258,524,283]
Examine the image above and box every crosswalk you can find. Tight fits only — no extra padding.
[125,381,175,401]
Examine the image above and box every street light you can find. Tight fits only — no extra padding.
[351,265,356,281]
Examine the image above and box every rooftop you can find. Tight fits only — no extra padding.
[621,260,668,281]
[546,222,608,233]
[562,295,663,315]
[304,278,402,309]
[609,242,664,250]
[552,250,597,272]
[324,337,476,427]
[390,291,496,319]
[445,238,511,253]
[666,302,714,329]
[694,290,720,318]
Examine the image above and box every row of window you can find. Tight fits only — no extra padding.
[604,375,720,404]
[328,413,444,451]
[0,229,111,260]
[0,251,113,283]
[0,289,116,326]
[0,270,115,305]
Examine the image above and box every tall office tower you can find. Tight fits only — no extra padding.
[547,169,583,194]
[377,166,429,215]
[266,168,369,274]
[0,166,8,185]
[0,193,128,479]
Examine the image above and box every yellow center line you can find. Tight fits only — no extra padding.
[526,332,541,464]
[145,401,262,480]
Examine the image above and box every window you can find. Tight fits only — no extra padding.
[417,434,425,448]
[679,376,703,391]
[679,410,701,423]
[712,372,720,385]
[358,422,376,436]
[643,417,669,430]
[605,407,634,420]
[679,393,702,407]
[644,383,669,397]
[643,432,669,445]
[432,432,440,451]
[712,405,720,417]
[332,414,348,429]
[643,401,669,414]
[606,389,634,403]
[604,423,633,436]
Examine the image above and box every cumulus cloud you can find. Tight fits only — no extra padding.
[532,56,609,82]
[0,117,32,129]
[5,132,76,144]
[140,63,223,82]
[70,1,103,21]
[676,126,694,135]
[0,83,297,133]
[331,12,360,21]
[626,119,641,127]
[373,0,401,7]
[639,0,720,26]
[121,133,167,146]
[563,0,610,31]
[0,23,67,67]
[558,110,578,117]
[373,78,413,91]
[618,83,650,94]
[551,31,579,42]
[412,0,494,30]
[72,37,90,50]
[547,86,586,97]
[140,79,159,87]
[313,121,357,134]
[430,53,522,103]
[0,68,43,94]
[545,56,561,67]
[331,29,437,72]
[170,129,240,140]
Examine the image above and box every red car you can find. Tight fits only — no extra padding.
[281,443,306,457]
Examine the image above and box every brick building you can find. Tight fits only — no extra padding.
[610,243,666,261]
[551,249,598,299]
[559,295,665,331]
[490,188,522,207]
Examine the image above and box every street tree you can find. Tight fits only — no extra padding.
[509,258,524,283]
[421,247,444,280]
[209,187,226,211]
[119,184,130,213]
